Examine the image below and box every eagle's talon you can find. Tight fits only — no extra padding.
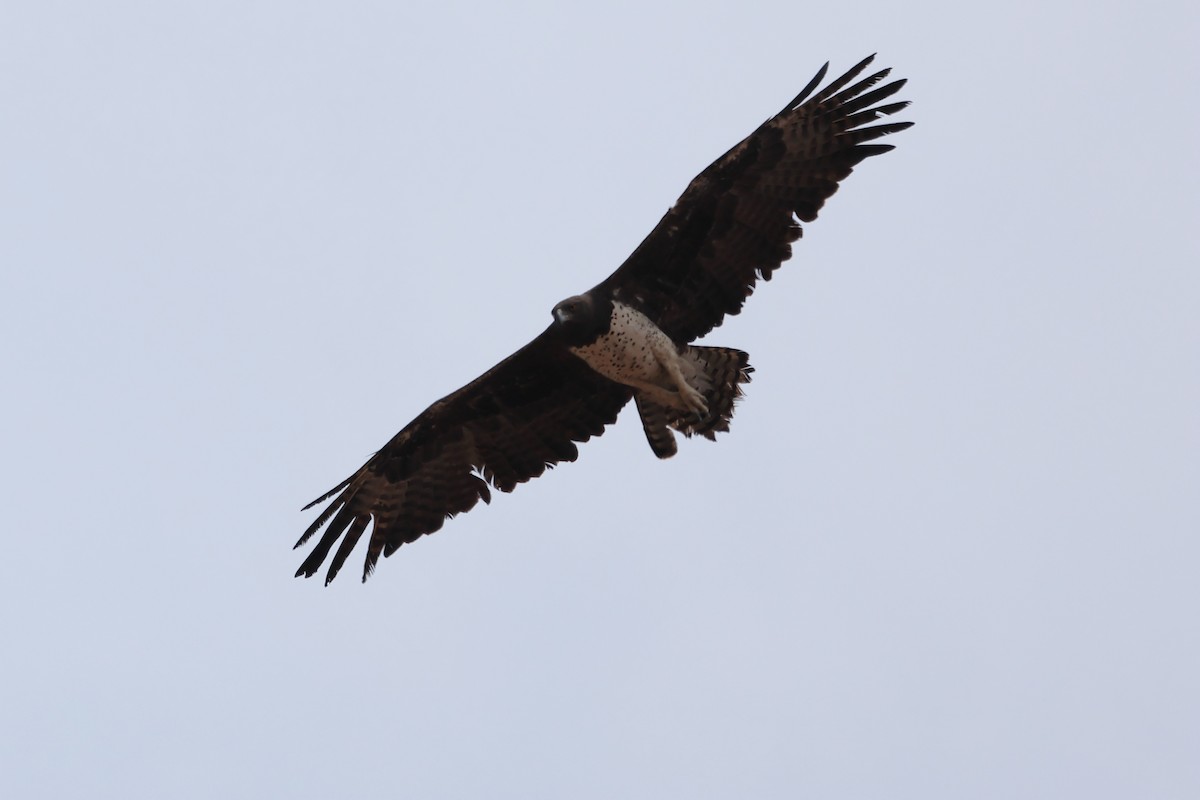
[681,385,709,417]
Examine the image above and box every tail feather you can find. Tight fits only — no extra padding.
[635,394,678,459]
[635,346,752,458]
[675,345,753,439]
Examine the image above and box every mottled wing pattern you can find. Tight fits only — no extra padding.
[295,330,632,584]
[598,54,912,343]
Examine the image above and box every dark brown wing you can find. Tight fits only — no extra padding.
[596,54,913,343]
[294,328,632,584]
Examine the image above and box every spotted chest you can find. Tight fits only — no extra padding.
[569,301,675,387]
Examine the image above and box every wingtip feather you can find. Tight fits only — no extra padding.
[781,60,830,114]
[301,474,354,511]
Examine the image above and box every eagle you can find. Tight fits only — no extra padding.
[295,55,912,584]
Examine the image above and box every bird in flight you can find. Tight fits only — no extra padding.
[295,55,912,584]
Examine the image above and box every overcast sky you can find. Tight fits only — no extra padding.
[3,1,1198,798]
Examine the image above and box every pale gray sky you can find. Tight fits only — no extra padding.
[3,1,1198,797]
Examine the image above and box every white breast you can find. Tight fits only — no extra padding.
[569,302,673,386]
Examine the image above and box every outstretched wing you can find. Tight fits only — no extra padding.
[597,54,912,343]
[295,329,632,584]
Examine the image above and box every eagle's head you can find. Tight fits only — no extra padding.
[552,293,606,346]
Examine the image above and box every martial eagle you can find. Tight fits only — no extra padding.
[296,55,912,584]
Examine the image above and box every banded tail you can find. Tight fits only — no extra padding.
[636,346,753,459]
